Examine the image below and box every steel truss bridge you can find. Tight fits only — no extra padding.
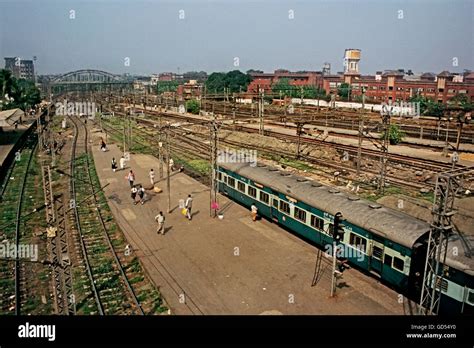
[46,69,133,94]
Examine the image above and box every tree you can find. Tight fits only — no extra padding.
[0,69,15,109]
[205,72,227,94]
[6,78,41,111]
[449,93,474,112]
[272,78,297,97]
[246,69,263,74]
[183,71,208,82]
[409,94,445,118]
[337,83,350,99]
[186,99,200,114]
[156,80,180,94]
[205,71,252,94]
[381,124,405,145]
[0,73,41,129]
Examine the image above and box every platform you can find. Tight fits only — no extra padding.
[90,125,409,315]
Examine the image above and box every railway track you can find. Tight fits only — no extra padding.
[123,107,466,172]
[68,115,144,315]
[101,111,432,191]
[0,133,37,315]
[115,111,451,186]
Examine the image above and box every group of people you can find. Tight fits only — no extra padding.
[104,139,198,236]
[111,156,127,173]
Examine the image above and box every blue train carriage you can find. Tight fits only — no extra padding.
[437,238,474,314]
[217,161,473,313]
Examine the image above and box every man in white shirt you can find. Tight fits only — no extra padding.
[155,211,165,235]
[185,194,193,220]
[120,156,126,171]
[149,169,155,187]
[251,203,258,222]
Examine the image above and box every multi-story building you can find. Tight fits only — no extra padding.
[4,57,35,81]
[246,69,322,94]
[158,72,183,82]
[324,70,474,103]
[177,80,202,99]
[247,49,474,103]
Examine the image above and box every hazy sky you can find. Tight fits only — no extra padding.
[0,0,472,75]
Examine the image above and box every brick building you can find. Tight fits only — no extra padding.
[324,70,474,103]
[177,80,202,99]
[246,69,322,94]
[247,49,474,104]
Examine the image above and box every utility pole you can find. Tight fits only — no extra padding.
[123,114,127,156]
[232,93,236,131]
[209,115,219,217]
[418,166,474,314]
[259,88,264,135]
[159,114,163,179]
[296,122,304,159]
[166,128,171,213]
[378,104,392,194]
[357,87,366,176]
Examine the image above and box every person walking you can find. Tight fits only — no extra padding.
[185,194,193,220]
[155,211,165,235]
[149,169,155,187]
[120,156,126,171]
[127,170,135,188]
[138,185,146,205]
[131,186,138,204]
[100,138,107,152]
[250,203,258,222]
[111,157,117,172]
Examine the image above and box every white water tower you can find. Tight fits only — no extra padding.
[343,49,361,75]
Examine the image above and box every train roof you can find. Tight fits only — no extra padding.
[220,161,430,249]
[444,236,474,277]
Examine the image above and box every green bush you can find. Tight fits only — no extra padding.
[186,99,200,114]
[381,124,405,145]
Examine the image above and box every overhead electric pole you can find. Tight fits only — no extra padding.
[378,104,392,193]
[419,166,474,315]
[209,115,219,217]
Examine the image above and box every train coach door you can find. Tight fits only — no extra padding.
[369,240,384,277]
[271,197,279,222]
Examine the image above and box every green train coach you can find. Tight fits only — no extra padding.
[217,161,474,314]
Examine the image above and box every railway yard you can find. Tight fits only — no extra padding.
[1,93,473,316]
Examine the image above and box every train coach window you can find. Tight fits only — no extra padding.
[310,215,324,231]
[228,177,235,188]
[349,233,367,253]
[435,278,448,293]
[468,290,474,305]
[237,181,246,192]
[279,201,290,214]
[272,199,278,208]
[384,255,393,266]
[218,172,222,181]
[260,191,269,204]
[294,207,306,222]
[393,257,404,272]
[372,246,383,260]
[248,186,257,198]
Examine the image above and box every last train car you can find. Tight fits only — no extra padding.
[217,161,474,314]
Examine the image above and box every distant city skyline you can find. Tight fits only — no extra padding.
[0,0,472,76]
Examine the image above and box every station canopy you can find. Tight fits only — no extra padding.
[0,108,25,127]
